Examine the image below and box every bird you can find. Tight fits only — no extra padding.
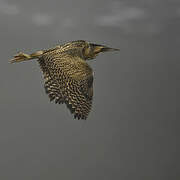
[10,40,119,120]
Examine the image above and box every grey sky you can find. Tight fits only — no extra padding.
[0,0,179,179]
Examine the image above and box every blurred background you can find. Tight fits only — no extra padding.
[0,0,179,179]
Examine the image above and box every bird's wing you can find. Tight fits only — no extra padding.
[38,50,93,120]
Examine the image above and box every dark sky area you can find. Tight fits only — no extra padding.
[0,0,179,179]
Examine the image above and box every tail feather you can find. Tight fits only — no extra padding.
[10,51,43,63]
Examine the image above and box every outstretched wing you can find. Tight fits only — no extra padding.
[38,49,93,120]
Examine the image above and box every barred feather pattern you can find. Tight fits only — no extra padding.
[38,48,93,120]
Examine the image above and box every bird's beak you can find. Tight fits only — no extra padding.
[91,44,120,54]
[100,46,120,52]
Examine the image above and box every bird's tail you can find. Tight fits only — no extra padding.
[10,51,43,63]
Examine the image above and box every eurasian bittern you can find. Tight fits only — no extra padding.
[10,40,119,120]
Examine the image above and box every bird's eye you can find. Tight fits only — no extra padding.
[82,44,91,57]
[82,46,86,55]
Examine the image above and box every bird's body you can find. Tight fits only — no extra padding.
[10,40,119,120]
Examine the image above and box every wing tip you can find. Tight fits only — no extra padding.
[74,113,87,120]
[65,102,88,120]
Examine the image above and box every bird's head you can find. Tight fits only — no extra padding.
[83,42,119,60]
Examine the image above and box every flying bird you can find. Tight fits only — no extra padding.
[10,40,119,120]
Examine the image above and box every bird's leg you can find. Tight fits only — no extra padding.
[30,51,44,58]
[10,50,43,63]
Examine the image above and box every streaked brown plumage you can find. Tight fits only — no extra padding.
[10,40,119,120]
